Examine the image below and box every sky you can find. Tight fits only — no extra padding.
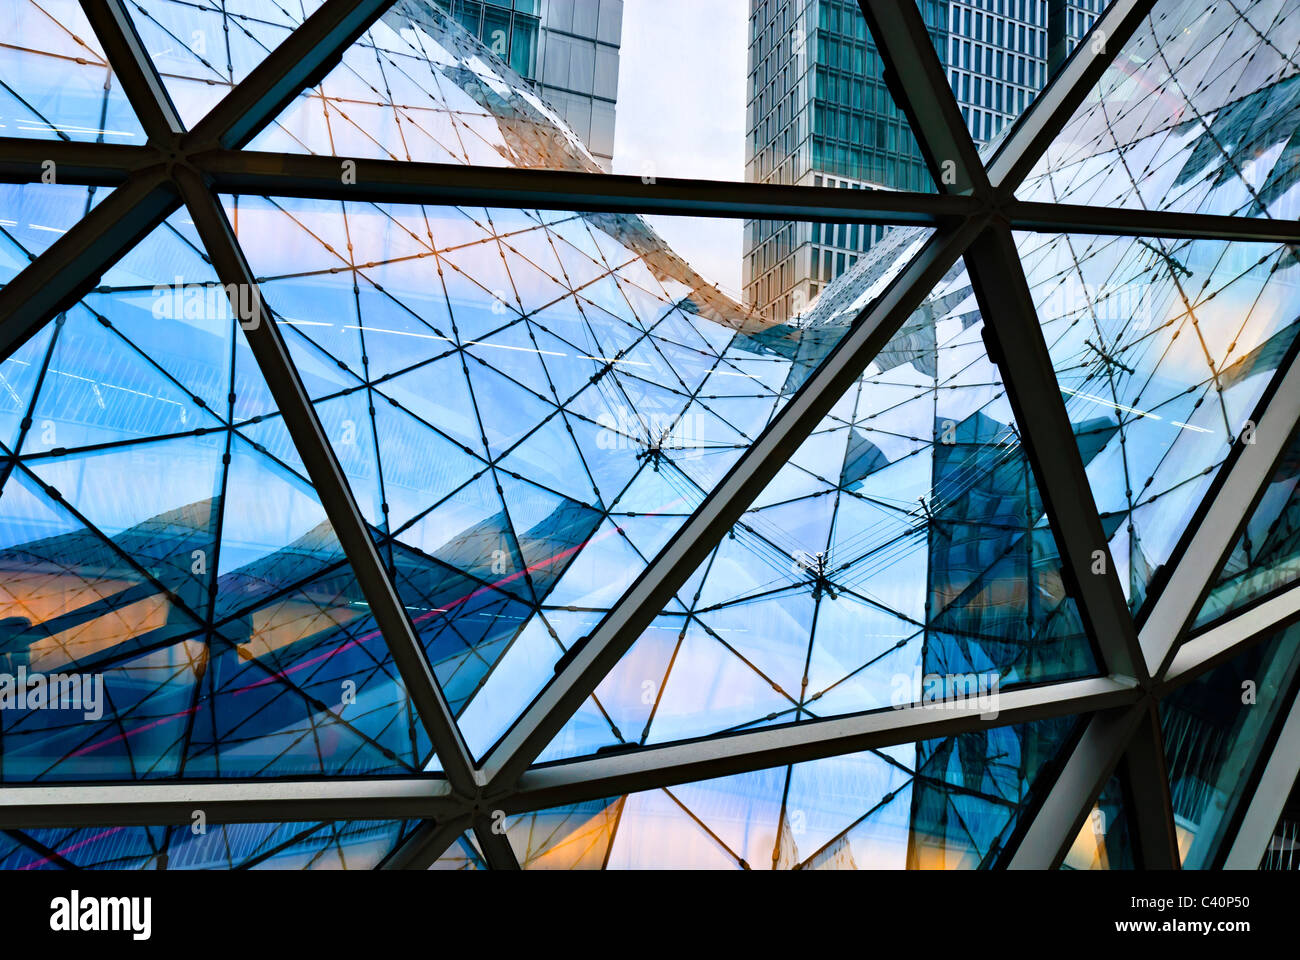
[610,1,750,296]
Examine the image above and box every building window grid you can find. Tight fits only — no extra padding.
[748,0,1098,321]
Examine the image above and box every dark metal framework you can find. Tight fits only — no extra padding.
[0,0,1295,869]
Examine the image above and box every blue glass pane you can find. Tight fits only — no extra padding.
[121,0,312,129]
[0,183,115,287]
[499,718,1073,869]
[1060,771,1136,870]
[1019,231,1300,610]
[1196,426,1300,627]
[430,831,486,869]
[1,183,116,447]
[0,819,416,869]
[1017,0,1300,222]
[1261,774,1300,870]
[0,1,145,144]
[1162,622,1300,868]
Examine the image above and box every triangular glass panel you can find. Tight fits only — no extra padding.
[1017,229,1300,611]
[1016,0,1300,221]
[1161,621,1300,868]
[121,0,321,131]
[1195,423,1300,629]
[1060,770,1136,870]
[0,0,145,144]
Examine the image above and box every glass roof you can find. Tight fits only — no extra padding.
[1018,230,1300,610]
[1017,0,1300,221]
[250,0,607,170]
[529,244,1100,764]
[1161,622,1300,868]
[0,0,1297,871]
[0,206,432,780]
[0,817,415,869]
[0,0,146,144]
[505,718,1073,869]
[120,0,326,130]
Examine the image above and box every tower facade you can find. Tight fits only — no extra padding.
[433,0,623,169]
[744,0,1101,323]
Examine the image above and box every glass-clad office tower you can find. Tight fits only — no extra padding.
[0,0,1297,871]
[745,0,1103,324]
[948,0,1103,146]
[431,0,622,168]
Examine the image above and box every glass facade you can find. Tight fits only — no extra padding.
[0,0,1297,872]
[1197,425,1300,628]
[744,0,1100,325]
[1162,624,1300,868]
[430,0,622,169]
[1262,772,1300,870]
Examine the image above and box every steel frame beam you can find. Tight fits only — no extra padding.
[181,0,395,150]
[471,815,522,870]
[10,145,1300,245]
[986,0,1158,195]
[174,165,480,800]
[1164,583,1300,689]
[501,677,1139,815]
[1008,706,1147,868]
[1119,702,1181,868]
[380,816,472,870]
[77,0,184,139]
[854,0,1165,869]
[1005,200,1300,245]
[3,0,1299,872]
[0,777,457,830]
[196,148,975,222]
[858,0,988,195]
[94,0,481,800]
[859,1,1145,682]
[0,138,157,186]
[964,228,1147,683]
[0,0,395,369]
[0,173,179,364]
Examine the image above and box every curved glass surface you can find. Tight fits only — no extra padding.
[0,0,1297,871]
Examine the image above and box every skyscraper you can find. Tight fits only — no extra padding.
[744,0,1102,323]
[432,0,623,169]
[948,0,1104,145]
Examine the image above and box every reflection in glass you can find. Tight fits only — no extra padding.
[1161,623,1300,868]
[1197,426,1300,628]
[0,819,417,869]
[502,718,1072,869]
